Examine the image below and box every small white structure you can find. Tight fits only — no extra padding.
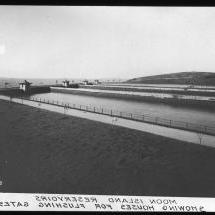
[94,79,101,85]
[83,80,89,85]
[62,80,70,88]
[19,80,32,92]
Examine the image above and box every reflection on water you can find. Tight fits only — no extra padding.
[50,87,215,101]
[99,84,215,93]
[31,92,215,128]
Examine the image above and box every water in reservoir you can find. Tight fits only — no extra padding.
[31,92,215,128]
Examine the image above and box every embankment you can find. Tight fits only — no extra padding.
[80,85,215,97]
[0,86,50,97]
[50,87,215,110]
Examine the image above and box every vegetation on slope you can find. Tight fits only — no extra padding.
[127,72,215,85]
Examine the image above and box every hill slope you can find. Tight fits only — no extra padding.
[127,72,215,85]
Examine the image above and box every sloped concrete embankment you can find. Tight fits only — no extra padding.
[0,86,50,97]
[50,87,215,110]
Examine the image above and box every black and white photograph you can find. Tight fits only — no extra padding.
[0,5,215,212]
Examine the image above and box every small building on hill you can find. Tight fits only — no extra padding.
[19,80,32,92]
[83,80,89,85]
[94,79,101,85]
[62,80,70,88]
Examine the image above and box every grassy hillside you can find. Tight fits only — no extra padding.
[1,99,215,196]
[127,72,215,85]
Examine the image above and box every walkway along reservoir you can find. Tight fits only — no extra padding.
[0,95,215,148]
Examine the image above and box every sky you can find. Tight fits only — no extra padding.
[0,6,215,79]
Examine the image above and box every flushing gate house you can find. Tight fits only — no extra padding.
[82,80,89,85]
[94,79,101,85]
[19,80,32,92]
[62,80,70,88]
